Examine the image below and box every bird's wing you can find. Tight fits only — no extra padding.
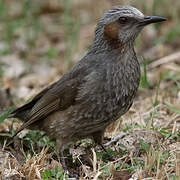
[11,59,89,136]
[10,82,56,119]
[12,77,82,137]
[30,78,80,120]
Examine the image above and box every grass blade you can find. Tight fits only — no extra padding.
[164,103,180,114]
[0,107,14,123]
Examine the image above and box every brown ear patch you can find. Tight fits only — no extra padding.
[104,22,119,40]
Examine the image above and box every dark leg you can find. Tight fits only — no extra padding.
[56,140,68,173]
[91,130,107,152]
[59,148,79,178]
[92,130,104,144]
[13,136,24,166]
[60,149,68,173]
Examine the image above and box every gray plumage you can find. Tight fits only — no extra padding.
[10,5,166,151]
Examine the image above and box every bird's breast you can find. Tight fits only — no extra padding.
[104,55,140,119]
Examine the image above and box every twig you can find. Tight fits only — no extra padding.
[104,132,126,147]
[148,51,180,69]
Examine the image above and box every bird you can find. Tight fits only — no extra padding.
[9,5,166,169]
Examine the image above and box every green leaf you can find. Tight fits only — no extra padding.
[139,139,150,153]
[41,169,52,179]
[46,48,58,59]
[41,166,65,180]
[0,107,14,123]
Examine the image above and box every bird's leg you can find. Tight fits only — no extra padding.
[60,149,68,173]
[56,140,68,173]
[58,142,79,178]
[92,130,107,152]
[13,136,24,166]
[92,130,121,162]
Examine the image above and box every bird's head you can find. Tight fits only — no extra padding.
[94,5,166,48]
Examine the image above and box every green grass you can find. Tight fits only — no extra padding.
[23,130,56,153]
[164,103,180,114]
[0,62,7,79]
[153,73,162,107]
[139,57,152,89]
[64,0,80,67]
[46,48,59,59]
[41,165,68,180]
[0,0,42,54]
[0,107,14,123]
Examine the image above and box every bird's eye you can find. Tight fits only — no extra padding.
[118,17,128,24]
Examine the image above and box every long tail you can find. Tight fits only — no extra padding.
[1,106,32,138]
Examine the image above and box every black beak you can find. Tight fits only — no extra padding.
[139,16,167,26]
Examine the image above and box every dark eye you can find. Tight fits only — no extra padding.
[118,17,128,24]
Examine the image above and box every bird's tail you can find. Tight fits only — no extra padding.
[0,107,27,139]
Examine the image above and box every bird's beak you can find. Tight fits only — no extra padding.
[139,16,167,26]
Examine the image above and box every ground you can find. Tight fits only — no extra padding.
[0,0,179,179]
